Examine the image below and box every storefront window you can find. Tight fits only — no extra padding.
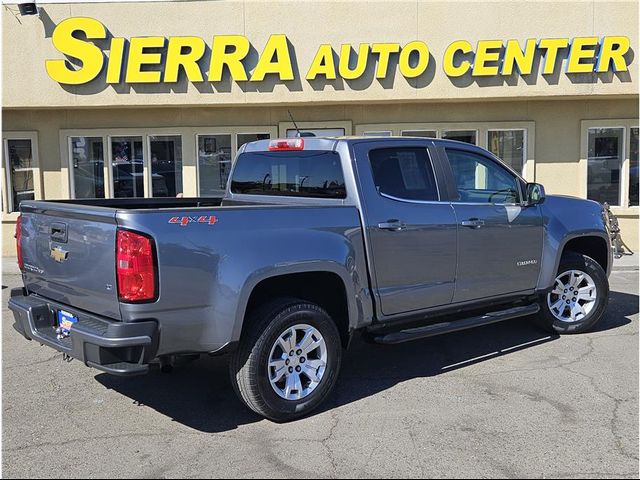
[587,128,623,206]
[111,136,144,198]
[286,128,346,138]
[442,130,477,145]
[4,138,35,211]
[71,137,104,198]
[630,127,639,207]
[237,133,270,151]
[150,135,182,197]
[488,130,525,175]
[364,131,392,136]
[198,134,232,196]
[401,130,437,138]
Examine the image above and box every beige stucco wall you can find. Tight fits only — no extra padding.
[2,0,638,108]
[1,0,638,256]
[2,96,638,254]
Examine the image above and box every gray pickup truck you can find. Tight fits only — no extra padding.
[9,136,612,421]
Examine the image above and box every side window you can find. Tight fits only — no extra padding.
[369,147,438,201]
[446,148,520,204]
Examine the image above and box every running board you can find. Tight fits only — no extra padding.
[372,304,540,345]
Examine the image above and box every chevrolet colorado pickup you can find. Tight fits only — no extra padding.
[9,136,612,421]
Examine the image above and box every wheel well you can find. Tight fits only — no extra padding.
[562,236,609,272]
[244,272,351,347]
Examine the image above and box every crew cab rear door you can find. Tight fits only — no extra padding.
[353,140,457,317]
[440,145,543,302]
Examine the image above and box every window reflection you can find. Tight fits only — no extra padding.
[6,139,34,211]
[488,130,525,175]
[72,137,104,198]
[111,136,144,198]
[150,135,182,197]
[198,135,232,196]
[587,128,623,206]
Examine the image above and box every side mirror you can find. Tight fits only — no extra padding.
[525,182,546,206]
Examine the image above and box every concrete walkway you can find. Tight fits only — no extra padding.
[3,253,637,278]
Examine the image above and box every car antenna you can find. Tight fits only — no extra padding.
[288,110,302,137]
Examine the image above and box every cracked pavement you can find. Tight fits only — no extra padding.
[2,270,638,478]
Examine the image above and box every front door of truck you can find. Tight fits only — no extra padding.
[354,141,458,317]
[441,146,544,303]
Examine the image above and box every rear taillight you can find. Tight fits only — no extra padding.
[268,138,304,151]
[116,229,157,303]
[15,215,23,271]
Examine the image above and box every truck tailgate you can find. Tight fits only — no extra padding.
[19,202,122,320]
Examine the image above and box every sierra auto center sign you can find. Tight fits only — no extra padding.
[45,17,632,86]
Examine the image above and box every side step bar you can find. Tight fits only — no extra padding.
[372,304,540,345]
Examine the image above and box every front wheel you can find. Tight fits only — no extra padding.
[537,252,609,334]
[229,298,342,422]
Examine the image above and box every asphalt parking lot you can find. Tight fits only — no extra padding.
[2,268,638,478]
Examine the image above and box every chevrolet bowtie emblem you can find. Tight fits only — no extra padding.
[50,246,69,263]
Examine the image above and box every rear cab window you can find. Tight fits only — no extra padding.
[230,151,346,199]
[369,147,439,201]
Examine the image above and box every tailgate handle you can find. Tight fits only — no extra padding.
[50,222,68,243]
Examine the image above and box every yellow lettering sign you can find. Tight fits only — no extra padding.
[338,43,369,80]
[501,38,536,76]
[371,43,400,78]
[208,35,250,82]
[164,37,206,82]
[106,37,126,84]
[45,17,106,85]
[443,40,473,77]
[126,37,165,83]
[250,34,294,81]
[567,36,599,73]
[597,36,630,72]
[306,44,337,80]
[399,41,429,78]
[473,40,502,76]
[43,21,633,87]
[538,38,569,75]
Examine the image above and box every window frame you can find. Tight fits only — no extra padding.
[356,121,536,181]
[368,146,441,204]
[2,131,41,216]
[580,120,639,214]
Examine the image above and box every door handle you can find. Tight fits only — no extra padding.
[378,220,407,231]
[461,218,485,229]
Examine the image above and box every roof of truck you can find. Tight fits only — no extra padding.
[240,135,480,153]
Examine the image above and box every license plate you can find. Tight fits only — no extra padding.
[57,310,78,335]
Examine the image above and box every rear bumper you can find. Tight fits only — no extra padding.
[8,288,159,376]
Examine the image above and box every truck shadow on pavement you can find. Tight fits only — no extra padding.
[95,290,636,433]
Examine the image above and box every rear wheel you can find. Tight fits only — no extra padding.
[537,252,609,334]
[229,298,342,422]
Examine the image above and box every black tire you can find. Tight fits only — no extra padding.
[536,252,609,334]
[229,298,342,422]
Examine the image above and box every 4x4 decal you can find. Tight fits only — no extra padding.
[168,215,218,227]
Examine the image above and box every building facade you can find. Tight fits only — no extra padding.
[2,0,639,255]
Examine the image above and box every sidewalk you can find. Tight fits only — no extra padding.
[2,254,638,278]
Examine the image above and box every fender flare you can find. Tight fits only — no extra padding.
[230,261,361,344]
